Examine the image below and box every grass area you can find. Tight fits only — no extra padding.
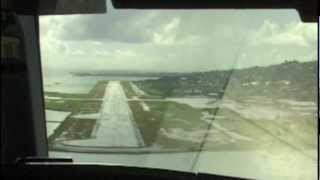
[121,77,316,151]
[45,99,102,114]
[138,86,167,98]
[45,81,108,99]
[46,98,101,145]
[129,100,253,150]
[134,80,178,98]
[129,101,209,149]
[122,81,163,99]
[128,98,316,151]
[247,116,317,149]
[45,98,102,145]
[203,107,317,151]
[121,81,136,99]
[48,117,97,144]
[46,81,108,144]
[122,81,206,148]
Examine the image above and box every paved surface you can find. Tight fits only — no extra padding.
[62,81,144,147]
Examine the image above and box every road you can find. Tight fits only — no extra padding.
[61,81,144,147]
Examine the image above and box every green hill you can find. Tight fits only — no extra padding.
[136,60,317,101]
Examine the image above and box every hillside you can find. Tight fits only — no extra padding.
[136,60,318,101]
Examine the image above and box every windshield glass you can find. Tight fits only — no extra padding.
[39,1,318,179]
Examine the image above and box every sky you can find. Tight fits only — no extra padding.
[39,0,317,75]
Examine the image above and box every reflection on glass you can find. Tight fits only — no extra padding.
[40,2,318,180]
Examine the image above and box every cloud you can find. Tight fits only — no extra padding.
[39,7,317,73]
[114,49,137,57]
[250,20,317,47]
[52,10,172,44]
[69,49,85,55]
[94,49,111,56]
[156,17,180,45]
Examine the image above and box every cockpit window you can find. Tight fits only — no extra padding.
[39,1,318,179]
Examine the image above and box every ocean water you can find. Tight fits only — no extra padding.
[43,74,159,93]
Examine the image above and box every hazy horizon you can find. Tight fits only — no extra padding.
[43,60,316,78]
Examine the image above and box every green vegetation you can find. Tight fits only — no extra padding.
[45,81,108,99]
[129,60,317,150]
[46,99,101,144]
[122,73,317,152]
[135,77,180,98]
[121,81,136,99]
[205,108,317,151]
[129,100,209,149]
[48,117,97,144]
[46,81,108,144]
[128,98,316,151]
[121,81,162,99]
[45,99,101,114]
[130,63,317,149]
[135,61,317,101]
